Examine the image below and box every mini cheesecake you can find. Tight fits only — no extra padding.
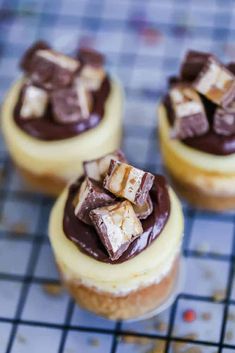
[158,50,235,211]
[49,151,184,320]
[2,41,123,195]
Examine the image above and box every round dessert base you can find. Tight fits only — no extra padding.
[57,257,181,321]
[167,170,235,211]
[16,165,66,196]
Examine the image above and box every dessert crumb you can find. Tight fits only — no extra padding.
[195,242,210,255]
[228,312,235,321]
[87,337,100,347]
[201,312,211,321]
[154,321,167,332]
[17,334,26,344]
[225,330,233,341]
[121,333,152,345]
[10,221,28,235]
[183,309,197,323]
[42,283,63,296]
[212,289,226,302]
[172,333,198,353]
[145,340,166,353]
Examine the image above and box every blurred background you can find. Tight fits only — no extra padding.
[0,0,235,353]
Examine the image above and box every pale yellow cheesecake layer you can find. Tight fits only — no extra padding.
[158,104,235,196]
[1,78,123,182]
[49,187,184,295]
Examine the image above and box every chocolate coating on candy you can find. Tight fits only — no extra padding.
[213,103,235,136]
[83,150,127,182]
[133,195,153,220]
[20,40,50,72]
[63,175,170,264]
[73,177,115,225]
[90,201,143,261]
[78,48,105,67]
[169,84,209,139]
[180,50,211,82]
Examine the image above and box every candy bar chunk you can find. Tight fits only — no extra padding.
[51,83,92,124]
[20,85,48,119]
[83,150,127,182]
[73,177,115,225]
[169,84,209,139]
[78,48,105,91]
[133,195,153,219]
[193,56,235,108]
[20,40,50,72]
[180,50,211,82]
[29,49,80,90]
[213,102,235,136]
[90,200,143,260]
[103,160,154,206]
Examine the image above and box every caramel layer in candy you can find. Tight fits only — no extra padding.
[193,57,235,108]
[51,83,92,124]
[78,48,105,91]
[74,177,115,225]
[90,200,143,260]
[213,102,235,136]
[169,84,209,139]
[20,85,48,119]
[133,195,153,219]
[28,49,80,90]
[83,150,127,182]
[103,160,154,206]
[180,50,211,82]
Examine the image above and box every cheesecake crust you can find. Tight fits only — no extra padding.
[58,257,179,320]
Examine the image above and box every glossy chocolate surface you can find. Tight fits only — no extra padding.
[63,175,170,264]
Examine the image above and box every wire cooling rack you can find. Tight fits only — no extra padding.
[0,0,235,352]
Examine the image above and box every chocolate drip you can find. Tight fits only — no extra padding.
[13,76,111,141]
[63,175,170,264]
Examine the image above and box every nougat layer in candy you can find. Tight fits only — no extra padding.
[73,177,115,225]
[28,49,80,90]
[103,160,154,206]
[20,40,50,72]
[51,83,92,124]
[20,85,48,120]
[169,84,209,139]
[193,57,235,108]
[213,101,235,136]
[83,150,127,182]
[77,48,105,91]
[90,200,143,260]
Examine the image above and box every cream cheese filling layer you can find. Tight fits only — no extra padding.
[158,104,235,174]
[49,187,184,295]
[1,78,123,181]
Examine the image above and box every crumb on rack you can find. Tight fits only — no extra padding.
[121,333,153,345]
[201,312,211,321]
[87,337,100,347]
[42,283,63,296]
[212,289,226,302]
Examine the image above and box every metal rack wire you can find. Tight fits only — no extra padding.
[0,0,235,352]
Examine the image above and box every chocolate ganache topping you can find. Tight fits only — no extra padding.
[63,151,170,264]
[164,50,235,155]
[13,41,111,141]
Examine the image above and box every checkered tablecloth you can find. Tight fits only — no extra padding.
[0,0,235,352]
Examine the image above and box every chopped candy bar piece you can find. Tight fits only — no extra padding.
[213,101,235,136]
[90,200,143,260]
[27,49,80,90]
[193,56,235,108]
[83,150,127,182]
[20,85,48,119]
[73,177,115,225]
[20,40,50,72]
[78,48,105,91]
[103,160,154,206]
[180,50,211,82]
[51,82,92,124]
[133,195,153,219]
[169,84,209,139]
